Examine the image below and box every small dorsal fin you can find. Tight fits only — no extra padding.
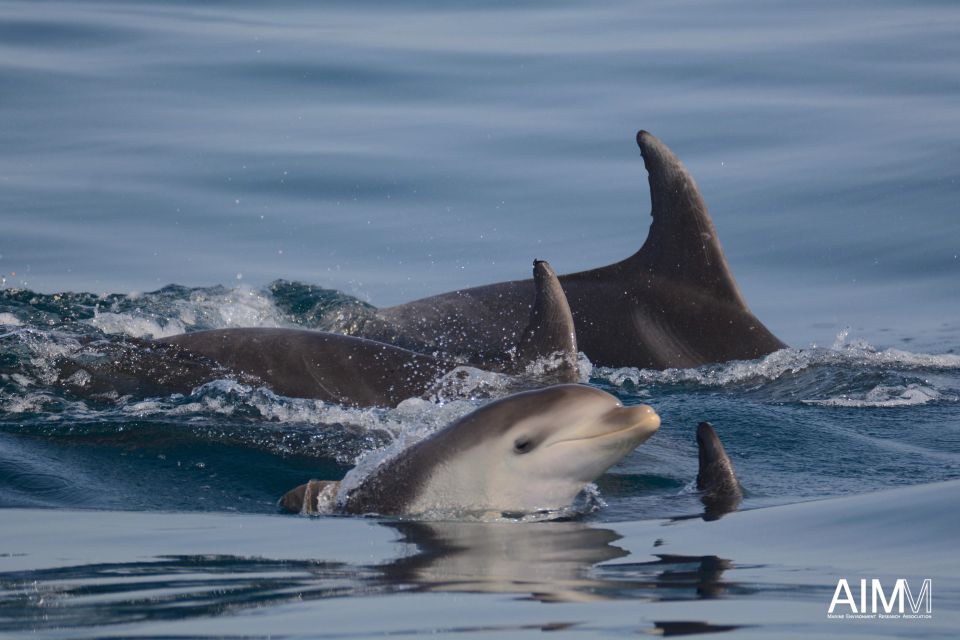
[630,131,746,305]
[515,260,579,383]
[696,422,743,520]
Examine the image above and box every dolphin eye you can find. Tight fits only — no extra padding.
[514,438,534,454]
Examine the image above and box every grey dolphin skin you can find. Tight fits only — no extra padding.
[157,329,450,407]
[57,260,578,407]
[515,260,579,382]
[281,385,660,516]
[347,131,786,369]
[696,421,743,519]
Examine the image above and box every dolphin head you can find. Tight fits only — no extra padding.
[400,384,660,515]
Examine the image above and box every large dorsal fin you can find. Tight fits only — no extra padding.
[630,131,746,305]
[514,260,579,383]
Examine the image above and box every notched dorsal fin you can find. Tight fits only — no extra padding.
[631,130,745,304]
[514,259,579,383]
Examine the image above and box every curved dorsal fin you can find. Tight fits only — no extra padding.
[630,131,746,305]
[515,260,579,383]
[696,422,743,520]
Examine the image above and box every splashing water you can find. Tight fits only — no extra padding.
[1,284,959,521]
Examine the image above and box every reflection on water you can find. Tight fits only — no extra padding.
[4,480,958,638]
[649,621,745,637]
[0,520,745,635]
[0,556,380,631]
[383,521,630,602]
[596,554,738,601]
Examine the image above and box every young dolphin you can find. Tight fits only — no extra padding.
[339,131,786,369]
[281,384,660,516]
[696,421,743,519]
[57,261,578,408]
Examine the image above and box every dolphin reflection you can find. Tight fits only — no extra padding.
[1,519,743,635]
[378,520,740,606]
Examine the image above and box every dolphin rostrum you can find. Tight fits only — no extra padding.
[342,131,786,369]
[281,384,660,516]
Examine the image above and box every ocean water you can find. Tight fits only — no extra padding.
[1,0,959,638]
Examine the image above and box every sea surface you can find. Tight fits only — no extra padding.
[1,0,959,638]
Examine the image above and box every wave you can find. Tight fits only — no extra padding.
[0,281,368,339]
[1,378,488,464]
[87,285,288,339]
[597,343,960,390]
[0,312,22,328]
[3,285,959,431]
[593,330,960,408]
[802,383,944,408]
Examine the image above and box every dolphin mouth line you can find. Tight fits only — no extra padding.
[549,420,659,447]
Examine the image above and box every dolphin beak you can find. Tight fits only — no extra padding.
[550,403,660,449]
[561,403,660,445]
[604,404,660,440]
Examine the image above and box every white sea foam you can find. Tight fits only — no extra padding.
[118,380,479,443]
[63,369,92,388]
[803,383,946,408]
[0,391,49,414]
[87,285,286,338]
[189,285,284,328]
[107,381,486,466]
[597,347,817,388]
[425,366,516,403]
[5,373,35,388]
[513,351,593,383]
[0,313,21,326]
[595,335,960,390]
[0,390,94,418]
[19,331,82,386]
[89,311,186,339]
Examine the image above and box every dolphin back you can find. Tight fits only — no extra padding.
[364,130,785,369]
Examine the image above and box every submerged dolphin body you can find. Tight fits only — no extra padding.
[59,261,578,408]
[696,421,743,519]
[346,131,786,369]
[281,384,661,516]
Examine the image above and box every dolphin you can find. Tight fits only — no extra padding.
[280,384,660,516]
[696,421,743,519]
[340,131,786,369]
[56,261,578,408]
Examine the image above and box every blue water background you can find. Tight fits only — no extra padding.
[1,1,960,638]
